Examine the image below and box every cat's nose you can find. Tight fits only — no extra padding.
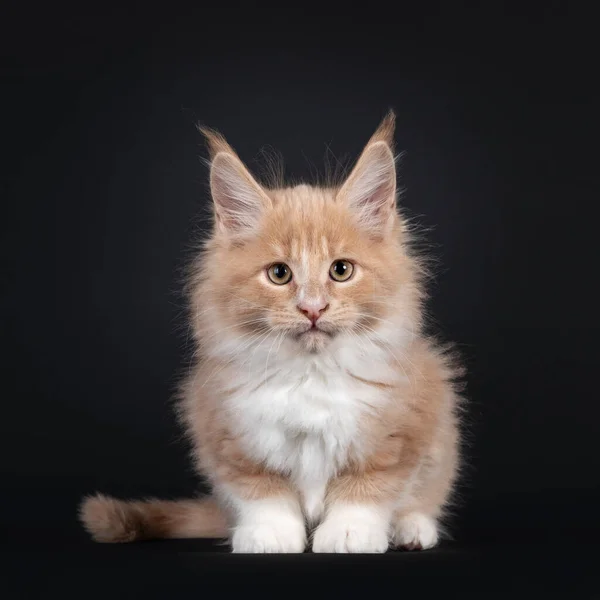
[297,299,329,324]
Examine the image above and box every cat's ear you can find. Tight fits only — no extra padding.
[199,126,271,239]
[337,111,397,236]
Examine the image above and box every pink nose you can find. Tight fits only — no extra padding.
[297,299,329,324]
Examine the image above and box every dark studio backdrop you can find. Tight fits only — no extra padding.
[2,1,599,593]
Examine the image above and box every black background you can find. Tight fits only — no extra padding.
[2,1,599,595]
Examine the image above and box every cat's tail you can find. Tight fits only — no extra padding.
[79,494,228,543]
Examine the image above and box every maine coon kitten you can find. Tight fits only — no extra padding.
[80,112,463,553]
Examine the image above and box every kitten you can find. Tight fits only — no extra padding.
[79,112,463,553]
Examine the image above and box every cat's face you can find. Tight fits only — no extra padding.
[208,185,410,353]
[196,113,419,354]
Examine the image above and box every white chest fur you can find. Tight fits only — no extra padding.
[221,334,399,522]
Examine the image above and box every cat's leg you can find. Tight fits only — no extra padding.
[312,436,431,553]
[227,491,307,554]
[390,469,449,551]
[311,469,399,553]
[193,409,306,553]
[391,422,459,551]
[214,476,306,554]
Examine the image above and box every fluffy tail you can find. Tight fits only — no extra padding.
[79,494,228,543]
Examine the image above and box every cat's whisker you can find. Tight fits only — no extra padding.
[244,329,278,368]
[198,327,267,356]
[210,291,266,310]
[353,322,416,386]
[194,304,218,319]
[263,330,283,384]
[352,312,398,327]
[341,326,375,361]
[201,329,274,387]
[200,318,268,343]
[369,327,424,383]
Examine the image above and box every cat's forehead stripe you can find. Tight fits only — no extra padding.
[291,238,299,258]
[271,243,285,257]
[321,236,329,257]
[301,247,310,275]
[287,236,330,264]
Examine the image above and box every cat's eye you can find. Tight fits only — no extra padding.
[329,260,354,282]
[267,263,293,285]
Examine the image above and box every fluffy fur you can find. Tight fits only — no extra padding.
[80,111,463,553]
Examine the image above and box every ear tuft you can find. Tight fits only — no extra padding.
[197,124,234,159]
[367,110,396,150]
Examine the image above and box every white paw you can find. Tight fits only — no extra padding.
[394,513,438,550]
[312,508,389,553]
[231,520,306,553]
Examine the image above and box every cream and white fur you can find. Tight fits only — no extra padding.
[79,112,462,553]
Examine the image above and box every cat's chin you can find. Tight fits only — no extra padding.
[296,329,332,353]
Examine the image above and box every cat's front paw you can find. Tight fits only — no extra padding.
[232,520,306,553]
[393,512,438,550]
[312,507,389,553]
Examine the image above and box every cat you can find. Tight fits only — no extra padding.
[79,111,463,553]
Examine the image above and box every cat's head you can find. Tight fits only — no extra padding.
[193,112,423,355]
